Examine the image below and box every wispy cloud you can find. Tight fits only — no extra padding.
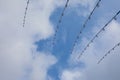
[0,0,58,80]
[67,20,120,80]
[0,0,120,80]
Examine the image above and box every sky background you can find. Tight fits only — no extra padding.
[0,0,120,80]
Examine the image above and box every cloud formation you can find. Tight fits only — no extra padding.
[1,0,119,80]
[61,69,82,80]
[66,20,120,80]
[0,0,58,80]
[1,0,93,80]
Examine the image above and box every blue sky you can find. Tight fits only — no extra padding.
[0,0,120,80]
[36,0,120,80]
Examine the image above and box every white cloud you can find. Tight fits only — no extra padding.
[68,20,120,80]
[54,0,96,16]
[30,53,57,80]
[0,0,58,80]
[61,69,82,80]
[0,0,103,80]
